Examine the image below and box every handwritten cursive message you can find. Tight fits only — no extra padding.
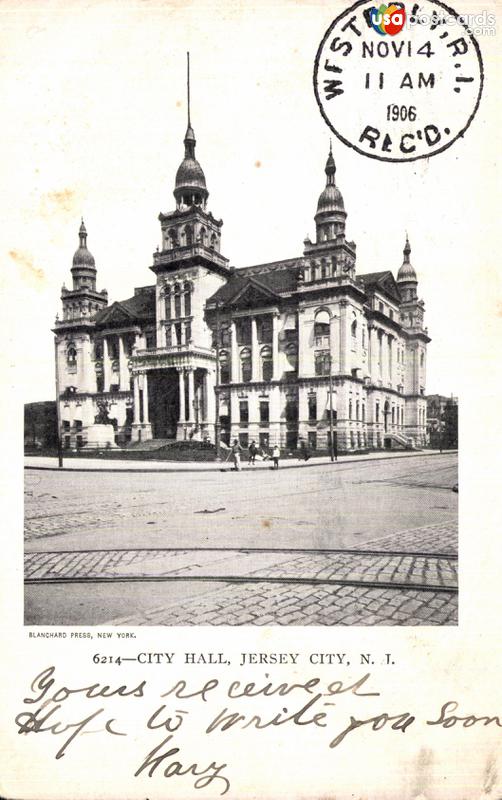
[14,665,502,795]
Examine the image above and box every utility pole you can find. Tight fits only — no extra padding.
[54,337,63,468]
[329,353,336,462]
[214,300,221,460]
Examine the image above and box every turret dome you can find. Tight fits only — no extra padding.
[316,147,345,213]
[72,220,95,269]
[397,235,417,282]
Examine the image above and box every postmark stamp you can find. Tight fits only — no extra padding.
[314,0,484,161]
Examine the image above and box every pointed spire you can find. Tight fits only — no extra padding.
[79,217,87,248]
[403,232,411,261]
[397,231,417,283]
[184,51,196,158]
[325,144,336,185]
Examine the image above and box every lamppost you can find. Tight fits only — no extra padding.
[54,337,63,468]
[214,300,221,460]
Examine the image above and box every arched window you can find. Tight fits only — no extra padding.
[168,228,178,248]
[174,284,182,318]
[356,400,360,420]
[164,286,171,320]
[219,351,230,384]
[183,282,192,317]
[420,352,425,367]
[199,226,206,245]
[94,341,102,360]
[220,325,230,347]
[285,343,298,372]
[351,318,357,338]
[349,400,353,420]
[240,348,252,383]
[210,233,217,249]
[261,346,273,382]
[184,225,193,246]
[314,309,330,347]
[320,259,327,279]
[67,345,77,366]
[362,404,366,422]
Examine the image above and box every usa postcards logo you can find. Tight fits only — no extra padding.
[369,3,406,35]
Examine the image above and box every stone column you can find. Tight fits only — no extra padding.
[329,313,340,374]
[118,335,129,391]
[230,320,239,382]
[339,301,348,374]
[272,314,280,380]
[142,372,150,424]
[269,384,281,446]
[187,369,195,423]
[205,369,216,430]
[102,337,111,392]
[251,317,259,381]
[133,374,140,423]
[298,384,309,440]
[178,368,186,422]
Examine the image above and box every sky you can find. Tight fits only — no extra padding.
[0,0,500,403]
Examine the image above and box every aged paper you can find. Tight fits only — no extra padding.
[1,0,501,797]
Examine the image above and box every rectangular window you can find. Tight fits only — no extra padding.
[286,431,297,450]
[109,383,119,393]
[259,401,269,423]
[145,331,156,349]
[239,432,249,448]
[376,403,380,423]
[314,350,330,376]
[62,420,70,431]
[174,293,182,318]
[76,435,83,449]
[96,374,104,393]
[239,401,249,423]
[241,361,252,383]
[258,318,272,343]
[262,359,273,382]
[308,395,317,422]
[184,292,191,317]
[175,323,182,345]
[237,318,251,345]
[165,327,172,347]
[307,431,317,450]
[63,435,71,449]
[75,420,83,431]
[285,399,298,422]
[185,322,191,343]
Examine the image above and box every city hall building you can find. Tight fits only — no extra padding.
[54,113,430,453]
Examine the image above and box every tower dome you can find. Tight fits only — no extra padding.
[72,219,95,268]
[316,147,345,213]
[173,54,209,210]
[397,235,417,283]
[174,125,208,197]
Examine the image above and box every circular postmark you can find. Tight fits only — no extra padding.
[314,0,484,161]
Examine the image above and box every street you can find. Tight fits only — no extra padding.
[24,452,458,626]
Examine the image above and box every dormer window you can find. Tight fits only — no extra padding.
[67,345,77,366]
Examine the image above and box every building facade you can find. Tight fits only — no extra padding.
[53,117,430,453]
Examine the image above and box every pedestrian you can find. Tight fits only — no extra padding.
[230,438,243,471]
[298,437,310,462]
[248,439,258,466]
[272,444,280,470]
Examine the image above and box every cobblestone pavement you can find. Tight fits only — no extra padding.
[25,519,458,625]
[108,584,457,627]
[24,530,457,590]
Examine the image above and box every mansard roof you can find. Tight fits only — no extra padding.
[358,271,402,304]
[94,286,156,328]
[207,258,299,306]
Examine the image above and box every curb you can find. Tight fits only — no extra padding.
[24,450,457,475]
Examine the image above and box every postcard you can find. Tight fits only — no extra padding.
[1,0,501,797]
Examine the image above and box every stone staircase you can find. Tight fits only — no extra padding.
[384,432,417,450]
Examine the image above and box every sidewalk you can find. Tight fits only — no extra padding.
[24,449,456,473]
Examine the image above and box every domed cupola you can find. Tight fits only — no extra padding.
[317,148,345,213]
[314,145,347,243]
[72,219,95,268]
[173,59,209,212]
[71,219,97,291]
[397,235,418,283]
